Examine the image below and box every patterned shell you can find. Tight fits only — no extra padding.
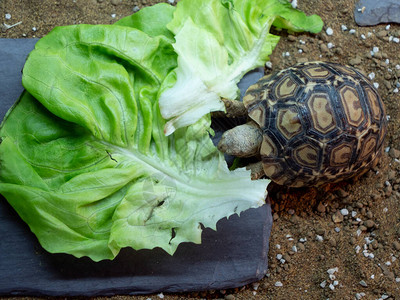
[243,61,387,187]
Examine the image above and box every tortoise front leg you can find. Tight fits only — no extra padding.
[221,98,247,117]
[246,161,265,180]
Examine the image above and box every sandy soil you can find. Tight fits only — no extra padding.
[2,0,400,299]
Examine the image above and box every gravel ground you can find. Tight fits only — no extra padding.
[1,0,400,299]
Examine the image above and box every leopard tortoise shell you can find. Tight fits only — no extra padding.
[220,61,387,188]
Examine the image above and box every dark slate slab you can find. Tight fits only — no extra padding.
[355,0,400,26]
[0,38,38,121]
[0,38,272,296]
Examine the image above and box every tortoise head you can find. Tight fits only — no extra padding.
[217,121,263,157]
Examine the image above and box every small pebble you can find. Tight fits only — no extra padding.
[265,61,272,69]
[368,72,375,80]
[32,27,37,31]
[386,25,391,30]
[332,211,344,223]
[364,220,375,229]
[111,13,116,18]
[327,42,334,49]
[316,235,324,242]
[349,56,362,65]
[317,202,326,213]
[376,30,388,38]
[252,282,260,291]
[5,13,11,20]
[393,241,400,251]
[320,280,327,288]
[133,5,140,12]
[320,44,329,53]
[283,254,291,263]
[393,37,400,43]
[326,27,333,36]
[275,281,283,287]
[361,34,366,40]
[337,188,349,198]
[389,148,400,158]
[316,227,325,235]
[356,293,366,299]
[340,208,349,216]
[359,280,367,287]
[349,29,356,34]
[359,225,368,232]
[327,267,338,275]
[373,82,379,89]
[297,243,305,251]
[341,24,348,31]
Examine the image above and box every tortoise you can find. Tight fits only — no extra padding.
[217,61,388,188]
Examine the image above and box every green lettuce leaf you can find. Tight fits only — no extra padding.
[0,23,268,261]
[115,3,175,40]
[159,0,323,135]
